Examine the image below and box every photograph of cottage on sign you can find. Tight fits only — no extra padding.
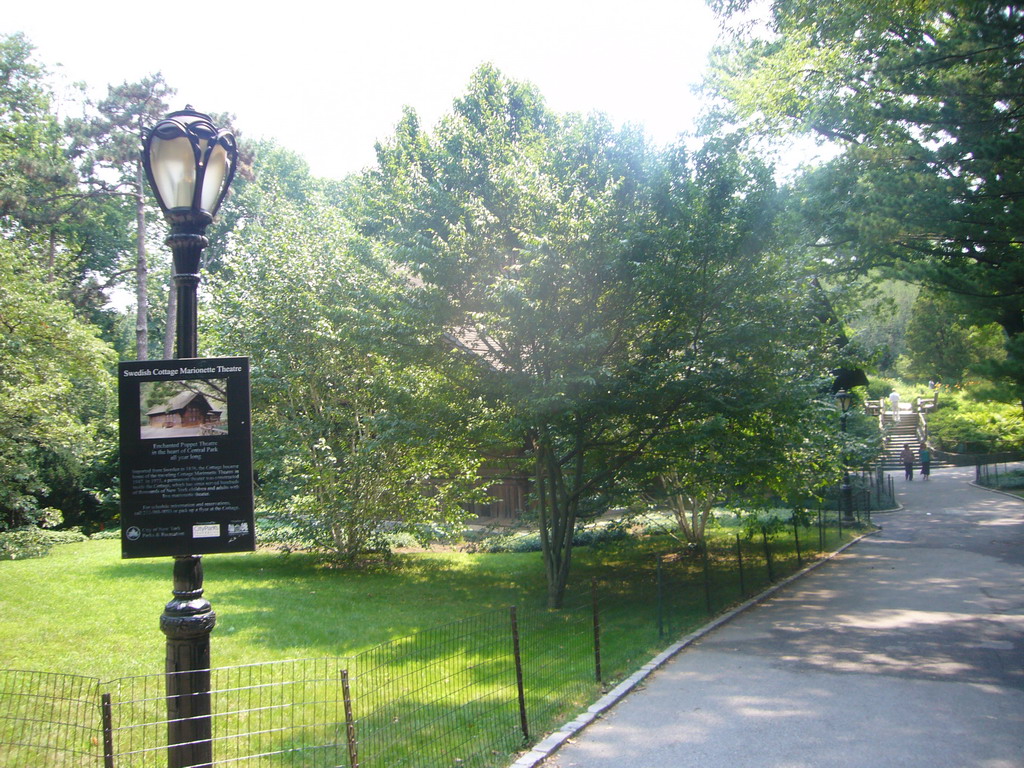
[139,380,228,439]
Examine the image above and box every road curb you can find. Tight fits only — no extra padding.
[509,528,880,768]
[968,481,1024,502]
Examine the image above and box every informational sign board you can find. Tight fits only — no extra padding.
[118,356,255,558]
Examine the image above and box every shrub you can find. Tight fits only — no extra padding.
[927,401,1024,453]
[89,528,121,540]
[0,526,87,560]
[479,521,633,553]
[381,531,421,550]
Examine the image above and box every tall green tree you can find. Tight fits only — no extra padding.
[79,74,173,360]
[0,239,116,530]
[369,66,827,607]
[899,289,1005,384]
[708,0,1024,405]
[0,34,74,233]
[207,182,486,563]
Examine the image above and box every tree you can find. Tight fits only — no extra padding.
[708,0,1024,405]
[206,183,486,564]
[0,239,117,530]
[645,358,839,546]
[898,289,1005,384]
[0,33,76,236]
[80,74,173,360]
[368,66,827,607]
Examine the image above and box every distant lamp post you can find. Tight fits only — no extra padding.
[834,389,855,523]
[141,106,237,768]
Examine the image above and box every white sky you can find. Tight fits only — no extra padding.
[5,0,724,180]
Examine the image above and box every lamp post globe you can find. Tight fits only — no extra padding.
[141,107,237,768]
[141,106,237,359]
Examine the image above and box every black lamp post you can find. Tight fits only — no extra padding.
[141,107,237,768]
[835,389,855,523]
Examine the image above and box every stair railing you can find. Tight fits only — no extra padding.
[916,410,928,446]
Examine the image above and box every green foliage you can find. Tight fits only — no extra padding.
[368,65,834,607]
[979,468,1024,491]
[478,520,632,554]
[927,398,1024,454]
[0,33,77,232]
[0,240,117,530]
[846,277,919,373]
[897,291,1005,385]
[207,180,487,565]
[0,525,87,560]
[710,1,1024,402]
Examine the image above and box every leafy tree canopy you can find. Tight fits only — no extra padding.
[367,65,836,606]
[708,1,1024,401]
[0,239,117,530]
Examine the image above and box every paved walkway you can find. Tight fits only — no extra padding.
[539,465,1024,768]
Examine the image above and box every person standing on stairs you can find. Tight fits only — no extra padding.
[890,390,902,422]
[919,443,931,479]
[901,443,915,480]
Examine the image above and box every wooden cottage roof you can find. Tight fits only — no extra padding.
[147,390,219,417]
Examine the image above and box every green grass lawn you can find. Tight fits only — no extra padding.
[0,520,858,681]
[0,538,563,679]
[0,521,865,767]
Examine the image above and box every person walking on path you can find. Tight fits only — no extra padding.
[537,464,1024,768]
[889,390,902,421]
[901,443,915,480]
[919,443,931,479]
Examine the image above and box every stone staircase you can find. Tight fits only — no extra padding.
[876,410,950,471]
[879,412,922,470]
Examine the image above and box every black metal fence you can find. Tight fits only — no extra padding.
[1,512,872,768]
[975,460,1024,488]
[819,468,896,521]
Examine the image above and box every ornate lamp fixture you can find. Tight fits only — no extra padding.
[141,106,237,358]
[834,389,854,416]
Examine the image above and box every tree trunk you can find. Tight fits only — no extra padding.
[534,431,580,610]
[135,160,149,360]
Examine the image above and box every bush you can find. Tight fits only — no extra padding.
[413,522,464,545]
[89,528,121,540]
[480,530,543,553]
[984,469,1024,490]
[927,400,1024,453]
[0,526,88,560]
[479,521,633,553]
[381,531,421,550]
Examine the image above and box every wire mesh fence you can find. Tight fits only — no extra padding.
[0,509,875,768]
[104,658,348,768]
[0,669,102,767]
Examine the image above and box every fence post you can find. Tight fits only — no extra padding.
[342,669,359,768]
[793,519,802,568]
[509,607,529,743]
[591,579,602,685]
[701,544,713,614]
[101,692,115,768]
[761,527,775,582]
[656,557,665,639]
[735,534,746,597]
[818,507,824,552]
